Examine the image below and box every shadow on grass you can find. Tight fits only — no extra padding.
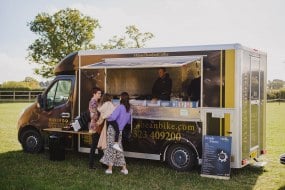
[0,150,265,190]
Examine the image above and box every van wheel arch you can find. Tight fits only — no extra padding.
[20,127,43,153]
[165,143,198,172]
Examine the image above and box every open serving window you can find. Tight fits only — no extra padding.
[80,55,203,121]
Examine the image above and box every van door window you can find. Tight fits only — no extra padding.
[46,80,72,109]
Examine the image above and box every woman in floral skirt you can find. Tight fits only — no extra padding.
[100,92,132,175]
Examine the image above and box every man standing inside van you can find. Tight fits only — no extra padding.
[152,68,172,101]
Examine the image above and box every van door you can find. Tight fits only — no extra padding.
[249,56,260,158]
[38,75,75,129]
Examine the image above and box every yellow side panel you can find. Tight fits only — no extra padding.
[225,50,235,136]
[225,50,235,108]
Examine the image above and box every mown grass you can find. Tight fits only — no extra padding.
[0,102,284,190]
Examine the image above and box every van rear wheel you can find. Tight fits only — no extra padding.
[166,144,197,172]
[21,129,43,153]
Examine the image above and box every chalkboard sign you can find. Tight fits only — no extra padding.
[201,135,232,180]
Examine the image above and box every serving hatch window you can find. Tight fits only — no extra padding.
[80,56,202,104]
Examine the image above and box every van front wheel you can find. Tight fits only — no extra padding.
[21,129,43,153]
[166,144,197,172]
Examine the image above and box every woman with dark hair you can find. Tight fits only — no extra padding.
[100,92,132,175]
[97,93,116,150]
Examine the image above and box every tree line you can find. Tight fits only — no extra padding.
[267,79,285,100]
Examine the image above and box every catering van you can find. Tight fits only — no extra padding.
[17,43,267,171]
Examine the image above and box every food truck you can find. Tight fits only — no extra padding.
[17,43,267,171]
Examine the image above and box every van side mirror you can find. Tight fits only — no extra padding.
[37,94,43,108]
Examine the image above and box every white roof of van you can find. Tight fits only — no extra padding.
[80,55,203,69]
[78,43,266,56]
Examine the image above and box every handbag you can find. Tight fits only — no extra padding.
[97,120,107,149]
[78,111,91,131]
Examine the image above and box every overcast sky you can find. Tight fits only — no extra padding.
[0,0,284,83]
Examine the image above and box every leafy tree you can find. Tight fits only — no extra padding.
[101,25,154,49]
[28,9,154,79]
[267,79,285,100]
[100,35,128,49]
[23,77,41,89]
[267,79,284,90]
[27,8,100,78]
[126,25,154,48]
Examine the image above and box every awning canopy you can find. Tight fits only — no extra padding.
[80,55,202,69]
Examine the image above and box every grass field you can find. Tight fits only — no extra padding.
[0,102,284,190]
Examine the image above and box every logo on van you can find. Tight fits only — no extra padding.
[131,119,199,141]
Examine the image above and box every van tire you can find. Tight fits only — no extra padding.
[166,144,197,172]
[21,129,43,153]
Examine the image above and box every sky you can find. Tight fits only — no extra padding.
[0,0,284,83]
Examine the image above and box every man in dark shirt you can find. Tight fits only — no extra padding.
[187,76,201,106]
[152,68,172,101]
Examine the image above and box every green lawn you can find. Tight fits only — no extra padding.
[0,102,284,190]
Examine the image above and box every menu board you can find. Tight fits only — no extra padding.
[201,135,232,180]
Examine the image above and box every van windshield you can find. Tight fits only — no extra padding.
[46,80,72,109]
